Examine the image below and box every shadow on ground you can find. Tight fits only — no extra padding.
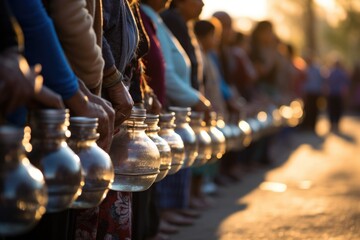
[173,126,328,240]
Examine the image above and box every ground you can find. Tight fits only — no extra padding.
[172,115,360,240]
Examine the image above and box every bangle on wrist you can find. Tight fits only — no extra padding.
[102,70,123,89]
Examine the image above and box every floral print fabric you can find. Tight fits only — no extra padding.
[75,190,132,240]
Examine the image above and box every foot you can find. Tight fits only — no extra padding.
[177,208,201,218]
[190,197,211,210]
[147,232,171,240]
[161,211,195,226]
[214,175,232,186]
[158,220,180,234]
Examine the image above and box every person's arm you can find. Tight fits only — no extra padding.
[0,48,64,116]
[7,0,79,100]
[101,1,133,128]
[160,34,200,106]
[0,0,63,116]
[102,33,133,128]
[8,0,114,151]
[48,0,104,94]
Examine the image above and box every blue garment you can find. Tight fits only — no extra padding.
[209,51,232,101]
[326,67,349,96]
[156,168,191,209]
[161,8,203,91]
[141,5,195,210]
[303,64,324,94]
[8,0,79,100]
[141,5,199,107]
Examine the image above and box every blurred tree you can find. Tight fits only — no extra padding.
[267,0,315,55]
[305,0,317,54]
[322,0,360,67]
[268,0,360,67]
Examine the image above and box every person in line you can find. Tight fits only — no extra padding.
[3,0,114,239]
[325,59,350,132]
[140,0,212,233]
[161,0,204,93]
[0,0,63,116]
[193,19,227,206]
[6,0,114,149]
[133,0,170,239]
[212,11,246,183]
[161,0,215,211]
[93,0,147,239]
[301,53,324,132]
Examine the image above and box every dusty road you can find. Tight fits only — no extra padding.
[172,115,360,240]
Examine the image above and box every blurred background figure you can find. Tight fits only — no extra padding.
[301,53,324,132]
[193,18,225,212]
[141,0,213,237]
[286,43,307,99]
[249,20,278,100]
[325,59,350,132]
[161,0,205,94]
[159,0,214,218]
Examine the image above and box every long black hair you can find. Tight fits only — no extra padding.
[249,20,273,61]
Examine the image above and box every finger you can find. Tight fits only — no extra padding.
[33,86,64,109]
[93,105,112,152]
[103,99,113,108]
[33,75,43,94]
[97,121,111,152]
[114,110,128,127]
[33,64,42,74]
[4,88,24,114]
[18,56,31,78]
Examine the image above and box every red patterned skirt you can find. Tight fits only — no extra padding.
[75,191,132,240]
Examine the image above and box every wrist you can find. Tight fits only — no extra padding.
[103,68,122,89]
[64,90,89,116]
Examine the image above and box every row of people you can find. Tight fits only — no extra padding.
[0,0,307,240]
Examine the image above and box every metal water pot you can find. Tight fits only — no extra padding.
[28,109,83,212]
[109,107,160,192]
[158,113,185,175]
[206,112,226,163]
[190,112,212,166]
[168,107,197,168]
[145,114,171,182]
[68,117,114,208]
[0,126,47,236]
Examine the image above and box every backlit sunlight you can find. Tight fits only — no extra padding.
[201,0,268,32]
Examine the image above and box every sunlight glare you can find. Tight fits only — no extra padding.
[202,0,268,22]
[298,180,313,190]
[259,182,287,193]
[315,0,347,27]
